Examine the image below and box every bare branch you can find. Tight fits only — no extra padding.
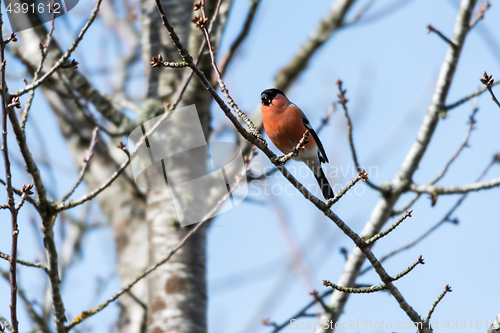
[269,290,334,332]
[391,255,425,281]
[309,291,332,314]
[427,24,456,47]
[168,0,224,112]
[391,193,420,216]
[127,292,147,333]
[55,144,130,212]
[20,9,55,132]
[0,251,47,270]
[323,280,387,293]
[469,1,490,29]
[150,54,189,68]
[480,71,500,108]
[0,178,36,206]
[217,0,261,78]
[426,285,452,321]
[365,210,413,245]
[336,79,387,193]
[410,177,500,194]
[393,106,477,215]
[341,0,374,27]
[58,127,99,203]
[11,0,103,98]
[326,170,367,207]
[3,32,17,45]
[323,255,424,293]
[0,22,19,332]
[445,80,500,111]
[194,2,265,144]
[15,184,34,211]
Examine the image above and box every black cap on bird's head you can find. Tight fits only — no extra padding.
[261,88,285,106]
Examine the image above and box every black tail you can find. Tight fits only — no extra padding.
[314,167,334,200]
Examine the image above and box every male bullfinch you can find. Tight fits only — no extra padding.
[260,88,334,200]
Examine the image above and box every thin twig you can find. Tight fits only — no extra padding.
[365,210,412,245]
[217,0,261,79]
[309,291,332,314]
[480,71,500,109]
[20,5,56,132]
[410,177,500,194]
[127,292,147,333]
[326,170,367,207]
[336,80,386,193]
[0,16,19,332]
[0,179,37,207]
[195,0,266,144]
[445,80,500,111]
[469,1,490,29]
[432,107,478,184]
[323,280,387,293]
[391,193,420,216]
[316,104,335,133]
[392,106,478,215]
[58,127,99,203]
[14,184,33,211]
[168,0,223,112]
[323,255,424,293]
[0,251,47,270]
[55,145,130,212]
[270,290,334,333]
[427,25,456,47]
[391,255,425,281]
[341,0,374,27]
[426,285,452,321]
[11,0,103,98]
[0,268,51,333]
[150,55,188,68]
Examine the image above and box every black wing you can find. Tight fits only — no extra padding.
[301,110,329,164]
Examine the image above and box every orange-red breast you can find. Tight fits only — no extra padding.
[260,88,334,200]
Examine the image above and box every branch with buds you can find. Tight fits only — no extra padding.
[480,71,500,109]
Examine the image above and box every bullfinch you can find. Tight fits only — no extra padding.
[260,88,334,200]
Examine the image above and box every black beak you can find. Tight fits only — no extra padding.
[261,93,270,106]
